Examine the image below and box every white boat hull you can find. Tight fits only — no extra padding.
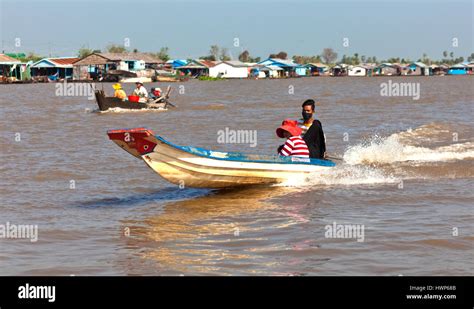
[108,128,335,188]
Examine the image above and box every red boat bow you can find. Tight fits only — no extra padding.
[107,128,157,158]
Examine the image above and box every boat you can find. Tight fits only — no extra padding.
[120,77,153,83]
[94,86,173,112]
[107,127,336,188]
[155,76,184,82]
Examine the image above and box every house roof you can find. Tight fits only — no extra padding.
[411,62,427,68]
[175,59,217,69]
[166,59,187,65]
[197,60,217,67]
[350,64,375,70]
[74,52,163,65]
[100,52,162,63]
[450,63,467,68]
[0,54,21,64]
[306,62,328,68]
[32,57,80,68]
[258,58,298,67]
[218,60,249,67]
[260,65,283,71]
[50,57,80,66]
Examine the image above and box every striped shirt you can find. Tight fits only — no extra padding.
[279,136,310,157]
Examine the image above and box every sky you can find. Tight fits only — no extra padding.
[1,0,473,61]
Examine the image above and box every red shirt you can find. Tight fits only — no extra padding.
[279,136,310,157]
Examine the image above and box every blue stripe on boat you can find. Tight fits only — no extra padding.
[155,136,336,167]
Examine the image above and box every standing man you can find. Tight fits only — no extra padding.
[298,99,327,159]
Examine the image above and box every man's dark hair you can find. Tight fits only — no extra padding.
[302,99,315,111]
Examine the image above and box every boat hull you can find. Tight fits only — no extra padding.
[107,128,335,188]
[94,90,167,111]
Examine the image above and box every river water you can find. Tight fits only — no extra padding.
[1,76,473,275]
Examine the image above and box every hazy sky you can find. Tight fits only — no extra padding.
[1,0,472,60]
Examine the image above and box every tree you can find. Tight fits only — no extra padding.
[361,55,366,63]
[467,53,474,62]
[292,55,322,64]
[19,52,44,63]
[106,44,127,53]
[156,47,170,62]
[321,48,337,64]
[443,51,448,58]
[219,47,230,61]
[269,51,288,59]
[239,50,250,62]
[277,51,287,59]
[340,54,348,64]
[210,45,220,61]
[352,53,360,65]
[78,47,93,58]
[449,51,454,58]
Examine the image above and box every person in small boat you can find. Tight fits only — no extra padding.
[150,87,162,100]
[298,99,327,159]
[112,83,127,100]
[276,119,310,158]
[132,81,148,102]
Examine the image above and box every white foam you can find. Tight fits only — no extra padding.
[278,165,399,187]
[344,134,474,165]
[278,126,474,188]
[98,107,167,113]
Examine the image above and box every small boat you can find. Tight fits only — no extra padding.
[107,128,336,188]
[120,77,153,83]
[94,86,173,112]
[155,76,189,82]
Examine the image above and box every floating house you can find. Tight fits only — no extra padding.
[252,65,284,78]
[0,54,31,82]
[304,63,329,76]
[31,57,79,80]
[348,64,375,77]
[175,59,217,77]
[72,52,163,80]
[447,63,468,75]
[447,62,474,75]
[373,63,401,76]
[257,58,303,77]
[209,60,250,78]
[429,64,449,76]
[405,62,429,76]
[467,62,474,74]
[331,64,349,76]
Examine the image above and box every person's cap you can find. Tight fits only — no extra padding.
[276,119,302,138]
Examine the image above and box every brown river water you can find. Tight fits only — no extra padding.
[1,76,473,275]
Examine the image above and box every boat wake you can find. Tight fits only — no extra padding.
[281,123,474,187]
[343,132,474,165]
[95,107,167,113]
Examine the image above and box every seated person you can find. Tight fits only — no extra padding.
[112,83,127,100]
[133,81,148,102]
[276,119,309,158]
[150,87,163,100]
